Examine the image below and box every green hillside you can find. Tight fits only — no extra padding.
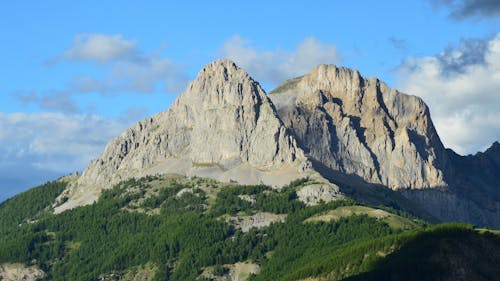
[0,175,498,281]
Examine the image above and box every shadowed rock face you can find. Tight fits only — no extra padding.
[269,64,447,190]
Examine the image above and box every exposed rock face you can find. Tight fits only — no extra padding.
[397,142,500,228]
[269,64,447,190]
[57,59,311,212]
[401,188,500,228]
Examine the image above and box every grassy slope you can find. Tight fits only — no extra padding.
[304,205,418,230]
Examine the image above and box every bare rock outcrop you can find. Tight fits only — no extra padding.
[0,263,45,281]
[226,212,287,232]
[297,183,343,206]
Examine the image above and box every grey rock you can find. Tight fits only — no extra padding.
[0,263,45,281]
[296,183,343,206]
[226,212,287,232]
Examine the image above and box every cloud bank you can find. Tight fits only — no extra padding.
[0,112,130,201]
[221,36,340,86]
[397,34,500,154]
[63,33,137,62]
[16,34,189,114]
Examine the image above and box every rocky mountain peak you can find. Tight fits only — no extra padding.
[175,59,268,117]
[303,64,364,94]
[55,60,315,212]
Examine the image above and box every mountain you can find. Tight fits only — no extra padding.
[56,59,499,228]
[1,59,499,280]
[55,60,333,213]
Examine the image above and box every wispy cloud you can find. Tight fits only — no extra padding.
[12,91,79,113]
[221,35,340,86]
[396,34,500,154]
[433,0,500,19]
[388,36,408,51]
[60,33,189,94]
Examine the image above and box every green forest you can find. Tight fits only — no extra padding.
[0,175,498,281]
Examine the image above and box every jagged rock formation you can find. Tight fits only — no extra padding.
[269,64,447,190]
[56,59,321,212]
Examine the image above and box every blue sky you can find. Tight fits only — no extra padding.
[1,0,499,201]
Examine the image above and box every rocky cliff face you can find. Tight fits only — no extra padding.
[269,64,447,190]
[56,60,316,212]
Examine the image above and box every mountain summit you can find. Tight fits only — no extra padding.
[55,60,500,228]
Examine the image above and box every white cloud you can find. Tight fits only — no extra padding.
[0,112,131,199]
[14,34,189,114]
[221,35,340,86]
[67,56,188,95]
[396,34,500,154]
[60,34,189,95]
[0,112,128,171]
[63,33,137,62]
